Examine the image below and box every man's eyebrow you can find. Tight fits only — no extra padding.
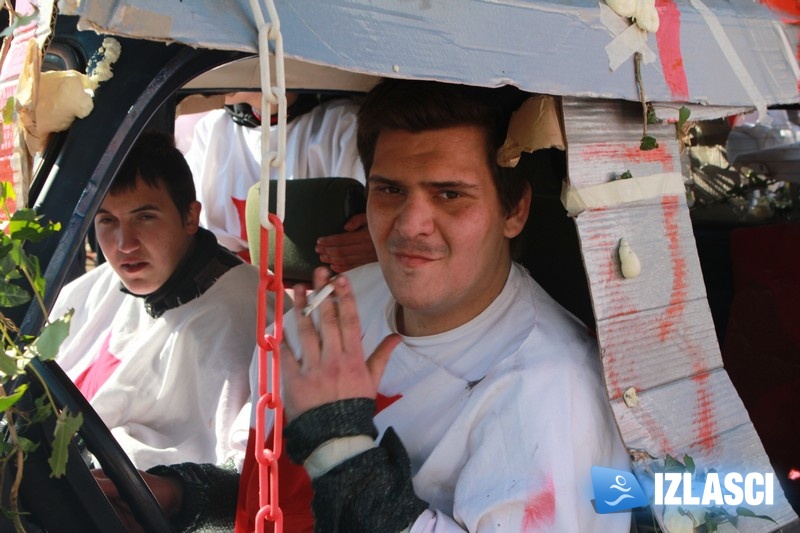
[95,204,162,215]
[367,176,479,189]
[130,204,162,213]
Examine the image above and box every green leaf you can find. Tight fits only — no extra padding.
[0,279,32,307]
[26,254,45,297]
[0,181,15,203]
[0,383,28,411]
[31,393,53,424]
[8,209,58,243]
[27,310,73,361]
[640,135,659,151]
[618,170,633,180]
[646,104,658,125]
[683,454,695,475]
[678,106,691,129]
[736,506,777,524]
[1,97,14,125]
[49,410,83,478]
[17,437,38,454]
[663,453,686,473]
[0,348,22,378]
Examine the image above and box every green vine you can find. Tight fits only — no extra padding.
[1,182,80,531]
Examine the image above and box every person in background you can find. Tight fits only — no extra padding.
[51,131,283,470]
[185,91,376,272]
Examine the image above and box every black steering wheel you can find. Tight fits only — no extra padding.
[2,358,174,532]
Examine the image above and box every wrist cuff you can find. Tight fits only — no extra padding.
[283,398,377,464]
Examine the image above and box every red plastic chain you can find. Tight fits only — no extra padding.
[255,213,284,533]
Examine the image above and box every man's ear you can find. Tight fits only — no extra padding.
[184,201,202,235]
[503,182,531,239]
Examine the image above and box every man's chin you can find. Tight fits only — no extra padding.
[119,277,159,296]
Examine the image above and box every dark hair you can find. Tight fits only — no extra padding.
[111,130,196,217]
[357,79,528,216]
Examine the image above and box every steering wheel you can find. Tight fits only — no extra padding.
[3,358,174,532]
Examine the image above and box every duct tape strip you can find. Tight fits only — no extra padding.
[773,20,800,81]
[600,2,657,71]
[561,172,685,216]
[688,0,769,122]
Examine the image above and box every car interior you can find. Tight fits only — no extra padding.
[3,9,798,531]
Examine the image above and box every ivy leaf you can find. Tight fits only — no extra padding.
[683,454,696,475]
[1,97,14,125]
[0,181,15,203]
[677,106,691,130]
[32,393,53,424]
[0,383,28,411]
[8,209,59,243]
[0,279,32,308]
[736,506,777,524]
[25,254,45,297]
[706,515,719,532]
[646,104,658,125]
[664,453,686,473]
[27,310,73,361]
[640,135,659,151]
[48,410,83,478]
[0,348,22,378]
[17,437,39,454]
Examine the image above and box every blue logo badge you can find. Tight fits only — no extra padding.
[591,466,649,513]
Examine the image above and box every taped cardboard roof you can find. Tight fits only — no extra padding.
[59,0,799,108]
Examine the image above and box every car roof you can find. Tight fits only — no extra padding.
[59,0,800,110]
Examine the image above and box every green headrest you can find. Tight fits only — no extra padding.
[245,178,366,282]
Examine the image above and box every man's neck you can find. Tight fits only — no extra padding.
[121,228,241,318]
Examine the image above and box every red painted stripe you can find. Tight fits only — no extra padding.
[655,0,690,100]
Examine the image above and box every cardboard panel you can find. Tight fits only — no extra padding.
[598,298,722,400]
[562,98,684,188]
[575,198,707,322]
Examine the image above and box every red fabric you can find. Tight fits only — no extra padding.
[73,331,121,401]
[235,393,402,532]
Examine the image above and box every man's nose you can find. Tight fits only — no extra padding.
[116,224,139,253]
[393,194,434,238]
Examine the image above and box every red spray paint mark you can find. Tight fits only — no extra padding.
[522,475,556,531]
[231,196,252,263]
[658,196,687,341]
[579,143,676,173]
[655,0,690,100]
[691,371,719,452]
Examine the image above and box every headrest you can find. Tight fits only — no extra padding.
[245,178,366,282]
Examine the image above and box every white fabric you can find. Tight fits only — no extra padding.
[51,261,262,470]
[185,98,365,253]
[245,262,631,532]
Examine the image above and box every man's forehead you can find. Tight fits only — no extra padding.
[101,179,170,210]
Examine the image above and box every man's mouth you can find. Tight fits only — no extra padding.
[392,252,440,268]
[120,261,148,274]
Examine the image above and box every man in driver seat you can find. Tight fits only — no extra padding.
[49,131,278,470]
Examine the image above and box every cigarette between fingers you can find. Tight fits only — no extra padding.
[302,281,336,317]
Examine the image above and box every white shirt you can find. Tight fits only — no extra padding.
[245,262,632,532]
[185,98,365,254]
[52,261,263,469]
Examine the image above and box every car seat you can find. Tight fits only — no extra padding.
[244,177,367,283]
